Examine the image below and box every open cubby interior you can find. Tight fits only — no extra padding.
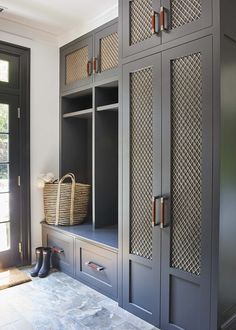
[95,110,118,229]
[62,88,93,115]
[60,81,119,247]
[61,116,92,223]
[95,81,118,108]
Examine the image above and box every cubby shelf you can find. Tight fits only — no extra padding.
[63,108,93,119]
[96,103,119,112]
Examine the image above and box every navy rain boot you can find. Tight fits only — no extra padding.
[38,247,52,278]
[30,247,44,277]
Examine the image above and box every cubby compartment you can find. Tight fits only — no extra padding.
[96,81,119,111]
[61,109,93,223]
[62,88,93,118]
[95,82,119,229]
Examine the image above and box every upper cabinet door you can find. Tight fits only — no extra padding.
[94,22,119,82]
[161,0,212,44]
[121,0,212,58]
[60,36,93,93]
[122,0,161,58]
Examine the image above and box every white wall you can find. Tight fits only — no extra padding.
[0,22,59,260]
[0,2,117,261]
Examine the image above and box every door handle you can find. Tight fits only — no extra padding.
[87,60,92,76]
[152,11,160,35]
[152,196,159,227]
[152,196,168,228]
[160,6,169,32]
[93,57,99,74]
[85,261,104,272]
[52,247,64,254]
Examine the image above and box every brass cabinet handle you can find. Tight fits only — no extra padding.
[152,11,160,35]
[93,57,99,74]
[52,247,64,254]
[152,196,159,227]
[152,196,168,228]
[87,60,92,76]
[160,6,169,32]
[85,261,104,272]
[160,197,165,229]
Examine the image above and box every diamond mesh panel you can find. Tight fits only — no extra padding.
[66,46,88,85]
[100,32,119,72]
[170,53,203,276]
[130,67,153,260]
[171,0,201,29]
[130,0,153,46]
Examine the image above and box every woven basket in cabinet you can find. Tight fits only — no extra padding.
[43,173,90,226]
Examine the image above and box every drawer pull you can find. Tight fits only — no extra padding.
[52,247,64,254]
[85,261,104,272]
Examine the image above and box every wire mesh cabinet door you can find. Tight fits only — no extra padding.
[60,36,93,93]
[94,22,119,82]
[121,0,161,58]
[122,53,162,326]
[161,0,212,44]
[161,36,213,330]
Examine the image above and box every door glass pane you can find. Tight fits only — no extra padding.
[0,134,9,162]
[0,104,9,132]
[0,60,9,83]
[0,193,9,222]
[0,223,10,252]
[0,164,9,192]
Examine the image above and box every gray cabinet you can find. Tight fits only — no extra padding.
[42,226,74,277]
[122,53,162,325]
[60,20,118,93]
[122,0,161,58]
[160,36,213,330]
[60,36,93,93]
[121,0,212,58]
[42,224,118,301]
[94,23,119,82]
[75,239,118,300]
[122,35,213,329]
[161,0,212,44]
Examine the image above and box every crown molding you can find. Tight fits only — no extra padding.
[58,4,118,47]
[0,17,58,45]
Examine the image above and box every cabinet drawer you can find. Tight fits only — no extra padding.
[75,239,118,300]
[42,227,74,276]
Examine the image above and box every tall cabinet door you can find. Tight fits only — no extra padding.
[161,0,212,44]
[161,36,213,330]
[122,0,161,58]
[122,54,162,326]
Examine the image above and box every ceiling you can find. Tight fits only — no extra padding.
[0,0,118,36]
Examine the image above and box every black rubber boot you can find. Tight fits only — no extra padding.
[30,247,44,277]
[38,248,52,278]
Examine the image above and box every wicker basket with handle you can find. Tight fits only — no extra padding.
[43,173,90,226]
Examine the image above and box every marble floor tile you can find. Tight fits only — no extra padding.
[0,268,160,330]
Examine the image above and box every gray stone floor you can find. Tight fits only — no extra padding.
[0,269,160,330]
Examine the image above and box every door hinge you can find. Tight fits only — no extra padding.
[17,107,21,119]
[18,242,22,254]
[18,176,21,186]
